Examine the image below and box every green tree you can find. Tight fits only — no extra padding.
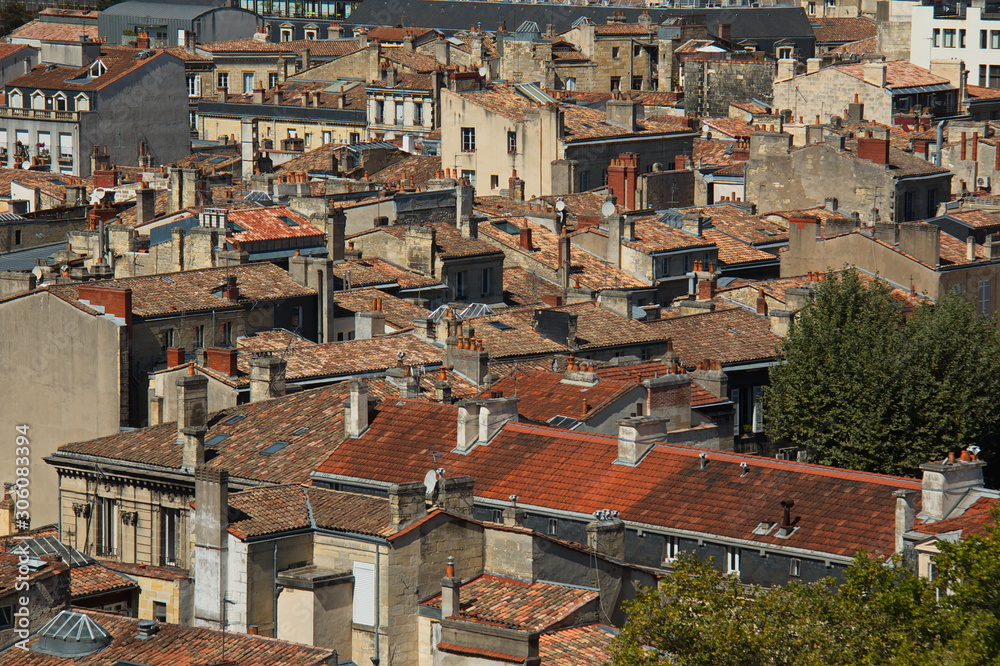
[0,2,29,35]
[765,268,1000,477]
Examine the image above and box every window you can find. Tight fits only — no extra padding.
[268,72,279,88]
[990,65,1000,89]
[291,306,302,330]
[565,76,578,91]
[933,28,941,48]
[547,518,558,535]
[632,75,643,90]
[220,322,232,346]
[490,174,499,189]
[375,100,384,123]
[807,1,815,14]
[944,29,956,48]
[153,602,167,623]
[927,188,938,218]
[507,130,517,154]
[280,28,292,41]
[395,101,404,124]
[352,561,376,626]
[578,171,589,191]
[454,270,467,299]
[98,497,117,557]
[461,127,476,152]
[0,605,12,629]
[726,546,741,575]
[161,508,180,566]
[480,267,492,297]
[59,133,72,159]
[54,95,66,111]
[243,72,254,93]
[413,102,423,125]
[304,29,316,40]
[960,29,967,48]
[187,74,201,97]
[350,132,361,143]
[664,535,679,561]
[217,71,229,90]
[322,130,332,143]
[992,31,1000,49]
[610,76,621,92]
[304,132,312,147]
[461,169,476,187]
[790,558,801,577]
[826,0,835,5]
[777,46,794,59]
[8,90,20,108]
[611,46,620,59]
[978,279,991,314]
[982,30,988,49]
[193,325,204,349]
[14,230,20,245]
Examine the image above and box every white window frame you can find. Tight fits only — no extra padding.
[790,557,801,577]
[726,546,741,575]
[8,90,21,108]
[352,561,376,626]
[461,127,476,152]
[187,74,201,98]
[978,279,991,314]
[663,535,679,562]
[217,71,229,90]
[74,94,90,112]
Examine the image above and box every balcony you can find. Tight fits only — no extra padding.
[0,107,78,122]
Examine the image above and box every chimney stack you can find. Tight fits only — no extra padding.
[616,416,668,465]
[166,347,186,367]
[586,512,625,560]
[205,348,238,377]
[194,466,229,629]
[919,450,985,520]
[436,474,475,517]
[346,379,371,437]
[440,555,461,618]
[249,356,286,402]
[176,370,209,472]
[355,298,387,338]
[388,481,427,529]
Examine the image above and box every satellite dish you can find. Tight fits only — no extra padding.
[20,160,30,170]
[478,66,487,77]
[555,198,566,212]
[600,201,616,217]
[90,188,107,205]
[423,469,438,495]
[744,112,753,123]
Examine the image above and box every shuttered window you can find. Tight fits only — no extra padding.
[352,561,375,626]
[59,133,73,158]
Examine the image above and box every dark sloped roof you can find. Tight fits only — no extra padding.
[225,484,393,538]
[99,1,225,19]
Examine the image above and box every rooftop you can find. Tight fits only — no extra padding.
[810,16,876,43]
[7,52,179,92]
[8,19,98,43]
[70,563,139,599]
[333,256,442,290]
[834,61,952,90]
[480,368,638,422]
[198,37,363,57]
[352,221,504,260]
[644,307,782,364]
[539,624,617,666]
[335,287,430,329]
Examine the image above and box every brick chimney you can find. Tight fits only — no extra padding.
[440,555,461,618]
[346,379,371,437]
[919,450,986,520]
[249,355,286,402]
[176,370,208,472]
[691,359,728,399]
[616,416,668,465]
[222,275,240,301]
[508,169,525,201]
[193,466,229,629]
[643,373,691,429]
[166,347,186,367]
[76,284,133,331]
[135,28,149,50]
[388,481,427,529]
[355,297,386,338]
[606,153,639,211]
[586,513,625,560]
[436,474,475,517]
[857,137,890,166]
[205,347,238,377]
[518,226,534,251]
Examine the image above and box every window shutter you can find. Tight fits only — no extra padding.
[352,561,375,626]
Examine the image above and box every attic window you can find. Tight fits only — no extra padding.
[279,216,299,227]
[160,276,174,284]
[727,328,743,334]
[223,413,246,424]
[229,223,244,232]
[291,426,309,435]
[490,220,519,235]
[758,228,777,236]
[89,60,107,77]
[261,440,291,456]
[487,321,513,330]
[752,521,776,535]
[206,433,231,448]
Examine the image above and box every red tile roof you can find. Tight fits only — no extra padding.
[335,287,430,329]
[968,84,1000,100]
[0,609,335,665]
[199,38,363,57]
[102,561,190,581]
[681,204,788,245]
[810,17,877,43]
[593,23,654,35]
[0,552,66,596]
[46,263,315,317]
[225,484,393,539]
[333,256,441,289]
[422,574,598,630]
[227,206,324,243]
[8,19,98,43]
[644,307,782,364]
[912,496,999,539]
[368,154,442,190]
[480,369,637,422]
[828,36,877,55]
[8,52,178,92]
[702,117,756,139]
[834,61,952,90]
[70,563,139,599]
[314,400,923,558]
[502,266,564,305]
[948,209,1000,228]
[56,383,353,484]
[540,624,617,665]
[352,221,504,260]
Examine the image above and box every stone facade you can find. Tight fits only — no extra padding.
[683,58,776,118]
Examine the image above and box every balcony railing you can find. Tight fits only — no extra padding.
[0,107,78,122]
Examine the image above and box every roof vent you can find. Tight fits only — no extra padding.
[32,611,113,658]
[740,461,749,477]
[699,452,708,470]
[136,619,159,639]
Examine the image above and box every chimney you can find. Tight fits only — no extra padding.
[205,348,238,377]
[502,502,526,527]
[558,233,571,290]
[894,489,916,553]
[857,137,890,166]
[194,466,229,629]
[518,226,534,251]
[346,379,370,437]
[616,416,668,465]
[355,298,386,338]
[967,235,976,262]
[136,185,156,227]
[456,401,481,452]
[166,347,186,367]
[253,85,264,105]
[716,23,731,41]
[76,285,133,330]
[302,47,312,70]
[862,62,887,87]
[388,481,427,529]
[440,556,461,618]
[606,97,639,131]
[176,370,209,472]
[691,359,728,399]
[434,367,453,403]
[436,474,474,517]
[477,395,518,443]
[404,225,436,275]
[606,153,639,210]
[249,355,286,402]
[896,223,940,266]
[806,57,821,75]
[436,40,450,67]
[919,450,986,520]
[135,28,149,50]
[508,170,525,201]
[643,374,691,429]
[533,309,577,347]
[329,21,342,39]
[586,513,625,560]
[756,288,768,315]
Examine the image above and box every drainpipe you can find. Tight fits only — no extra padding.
[371,544,381,665]
[936,120,947,166]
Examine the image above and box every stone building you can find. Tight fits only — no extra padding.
[682,57,776,118]
[0,550,70,650]
[745,130,952,224]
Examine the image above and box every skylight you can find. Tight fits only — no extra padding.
[279,216,299,227]
[487,321,513,331]
[223,413,246,424]
[160,276,174,284]
[291,426,309,435]
[206,433,231,448]
[261,440,291,456]
[491,220,519,235]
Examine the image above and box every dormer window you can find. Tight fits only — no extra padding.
[8,90,22,108]
[89,60,107,78]
[54,93,67,111]
[75,94,90,112]
[30,91,45,110]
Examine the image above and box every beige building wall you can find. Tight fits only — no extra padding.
[0,292,127,526]
[198,114,362,149]
[772,66,894,125]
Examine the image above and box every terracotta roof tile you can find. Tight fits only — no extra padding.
[103,561,190,581]
[702,117,755,139]
[45,263,315,317]
[593,23,654,35]
[315,400,923,558]
[225,79,367,111]
[367,26,436,42]
[702,229,776,265]
[237,328,312,354]
[644,307,782,364]
[382,46,442,72]
[333,256,441,289]
[480,369,636,421]
[366,365,481,402]
[335,287,430,329]
[225,484,393,539]
[810,17,877,43]
[680,204,788,245]
[502,266,563,305]
[834,61,952,90]
[57,383,353,484]
[70,563,139,599]
[353,221,504,259]
[540,624,617,665]
[614,215,716,254]
[828,35,877,55]
[0,609,335,665]
[0,552,67,596]
[199,37,362,57]
[423,575,598,630]
[9,19,98,43]
[226,206,324,243]
[692,138,745,168]
[948,209,1000,228]
[913,496,999,538]
[8,52,177,92]
[968,84,1000,100]
[368,154,442,189]
[274,142,341,175]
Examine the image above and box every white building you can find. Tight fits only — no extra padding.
[911,1,1000,88]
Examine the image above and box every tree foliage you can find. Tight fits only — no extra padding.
[765,268,1000,477]
[0,2,29,35]
[612,510,1000,665]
